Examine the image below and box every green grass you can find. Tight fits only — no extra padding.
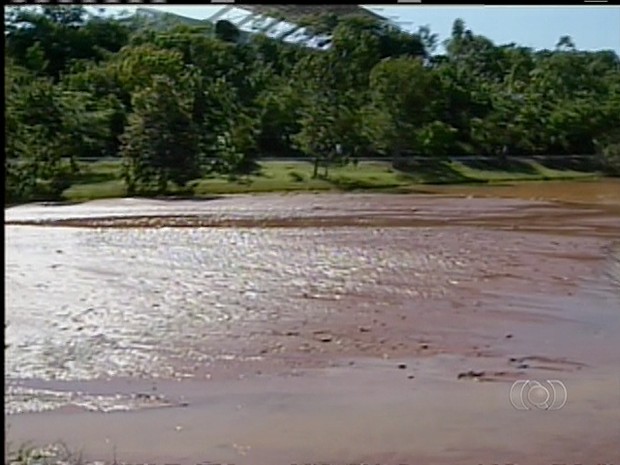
[63,179,126,201]
[61,158,601,202]
[452,159,598,183]
[62,159,127,201]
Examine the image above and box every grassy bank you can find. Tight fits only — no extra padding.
[62,158,601,202]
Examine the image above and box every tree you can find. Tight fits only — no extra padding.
[366,57,440,157]
[256,80,304,156]
[120,76,200,195]
[6,8,620,203]
[5,58,77,201]
[5,6,130,80]
[416,121,458,157]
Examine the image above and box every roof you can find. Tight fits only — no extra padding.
[135,6,390,51]
[240,5,388,23]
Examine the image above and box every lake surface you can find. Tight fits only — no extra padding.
[5,180,620,464]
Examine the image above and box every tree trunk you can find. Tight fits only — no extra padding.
[158,173,168,196]
[313,157,319,178]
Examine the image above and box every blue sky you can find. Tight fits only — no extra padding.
[374,6,620,53]
[101,5,620,54]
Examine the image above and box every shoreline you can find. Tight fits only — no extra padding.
[6,175,618,211]
[12,158,606,206]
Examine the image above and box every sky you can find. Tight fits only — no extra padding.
[98,5,619,54]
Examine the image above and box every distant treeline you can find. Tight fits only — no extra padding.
[5,7,620,201]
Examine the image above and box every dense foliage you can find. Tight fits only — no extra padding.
[5,7,620,201]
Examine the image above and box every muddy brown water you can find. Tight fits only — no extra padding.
[5,180,620,465]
